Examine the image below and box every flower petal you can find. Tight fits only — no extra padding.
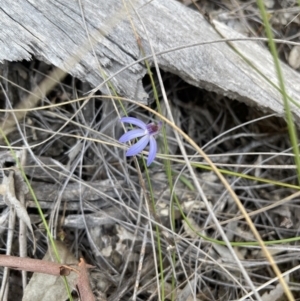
[147,136,157,166]
[120,117,147,130]
[119,129,146,143]
[126,135,149,157]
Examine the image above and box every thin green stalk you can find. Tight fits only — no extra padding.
[143,157,165,301]
[256,0,300,184]
[142,56,177,301]
[0,128,73,301]
[192,162,300,190]
[175,196,300,246]
[90,18,167,298]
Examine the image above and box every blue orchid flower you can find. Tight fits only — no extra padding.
[119,117,162,166]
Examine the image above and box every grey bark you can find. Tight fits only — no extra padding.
[0,0,299,120]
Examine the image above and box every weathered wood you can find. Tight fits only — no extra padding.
[0,0,300,121]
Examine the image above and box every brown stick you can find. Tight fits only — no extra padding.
[0,255,72,276]
[76,258,95,301]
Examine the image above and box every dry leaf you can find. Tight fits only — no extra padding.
[262,275,290,301]
[288,46,300,70]
[2,171,35,249]
[22,241,78,301]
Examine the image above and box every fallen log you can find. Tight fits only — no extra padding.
[0,0,299,122]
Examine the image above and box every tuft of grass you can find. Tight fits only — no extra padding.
[0,128,73,301]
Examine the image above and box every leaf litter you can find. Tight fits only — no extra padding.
[1,1,300,300]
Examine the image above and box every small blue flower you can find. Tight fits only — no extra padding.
[119,117,162,166]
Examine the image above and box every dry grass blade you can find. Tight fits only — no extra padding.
[2,1,300,300]
[1,169,36,253]
[0,68,66,138]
